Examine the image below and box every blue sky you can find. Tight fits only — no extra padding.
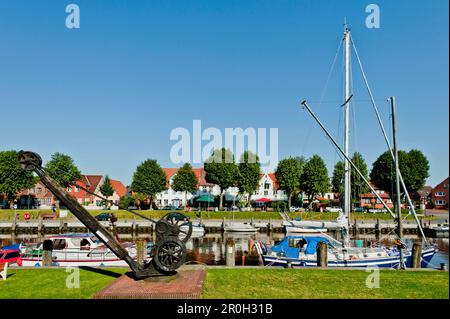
[0,0,448,187]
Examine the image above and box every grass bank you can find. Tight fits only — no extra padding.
[0,209,433,221]
[202,268,449,299]
[0,268,127,299]
[1,267,447,299]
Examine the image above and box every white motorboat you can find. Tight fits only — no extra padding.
[20,233,137,267]
[285,226,327,233]
[224,222,259,232]
[180,224,205,237]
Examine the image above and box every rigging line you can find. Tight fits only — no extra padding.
[318,37,343,108]
[350,34,427,243]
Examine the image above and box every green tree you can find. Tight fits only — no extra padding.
[204,148,238,210]
[370,149,429,196]
[45,152,82,187]
[275,157,301,208]
[131,159,167,210]
[351,152,369,201]
[331,152,369,202]
[331,160,345,194]
[299,154,330,203]
[99,175,115,208]
[172,163,198,209]
[0,150,35,207]
[237,151,261,207]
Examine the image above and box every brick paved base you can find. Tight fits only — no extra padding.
[94,267,206,299]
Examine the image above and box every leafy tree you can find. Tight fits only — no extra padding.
[351,152,369,201]
[331,152,369,202]
[370,149,429,196]
[45,152,82,187]
[237,151,261,207]
[204,148,238,210]
[299,155,330,203]
[172,163,198,209]
[331,161,345,194]
[99,175,115,208]
[275,157,301,208]
[0,150,35,207]
[131,159,167,210]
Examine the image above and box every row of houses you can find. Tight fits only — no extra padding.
[9,175,127,210]
[2,166,448,210]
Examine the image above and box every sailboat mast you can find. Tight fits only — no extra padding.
[344,27,351,220]
[390,96,405,268]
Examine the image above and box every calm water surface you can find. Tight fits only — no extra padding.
[2,232,448,268]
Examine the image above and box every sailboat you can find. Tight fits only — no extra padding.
[262,24,437,268]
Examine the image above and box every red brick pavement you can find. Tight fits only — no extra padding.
[94,269,206,299]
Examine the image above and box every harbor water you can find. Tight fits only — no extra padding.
[1,232,448,269]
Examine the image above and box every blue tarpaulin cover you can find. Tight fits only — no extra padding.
[270,236,332,258]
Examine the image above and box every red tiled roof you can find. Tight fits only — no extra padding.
[110,180,127,197]
[82,175,103,193]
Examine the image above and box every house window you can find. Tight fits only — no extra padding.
[436,200,446,205]
[37,187,42,194]
[264,183,270,190]
[74,187,79,192]
[444,184,449,188]
[67,187,71,192]
[164,199,168,205]
[435,191,445,196]
[264,191,268,196]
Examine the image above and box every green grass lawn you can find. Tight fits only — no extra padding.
[202,268,449,299]
[0,209,432,221]
[0,268,128,299]
[0,267,447,299]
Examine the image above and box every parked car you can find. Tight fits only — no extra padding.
[165,212,189,222]
[94,212,117,222]
[162,205,182,211]
[289,206,301,212]
[0,249,22,266]
[368,208,388,213]
[325,206,343,213]
[354,207,366,213]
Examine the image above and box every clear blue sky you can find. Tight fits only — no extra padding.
[0,0,448,187]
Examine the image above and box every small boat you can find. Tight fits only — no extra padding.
[282,213,347,231]
[224,222,259,232]
[180,224,205,237]
[262,235,437,268]
[20,233,137,267]
[285,226,327,233]
[423,223,449,238]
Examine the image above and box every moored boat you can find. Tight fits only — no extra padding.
[262,235,437,268]
[19,233,137,267]
[224,222,259,232]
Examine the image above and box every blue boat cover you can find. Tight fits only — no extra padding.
[270,236,332,258]
[1,243,21,251]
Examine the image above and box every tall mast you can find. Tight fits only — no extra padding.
[344,25,351,221]
[390,96,405,268]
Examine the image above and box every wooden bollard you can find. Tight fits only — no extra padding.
[316,242,328,267]
[411,241,423,268]
[225,238,235,267]
[42,239,53,267]
[136,239,145,264]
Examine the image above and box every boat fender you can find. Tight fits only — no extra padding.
[249,239,255,253]
[259,240,267,254]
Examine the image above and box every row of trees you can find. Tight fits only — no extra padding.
[0,148,430,210]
